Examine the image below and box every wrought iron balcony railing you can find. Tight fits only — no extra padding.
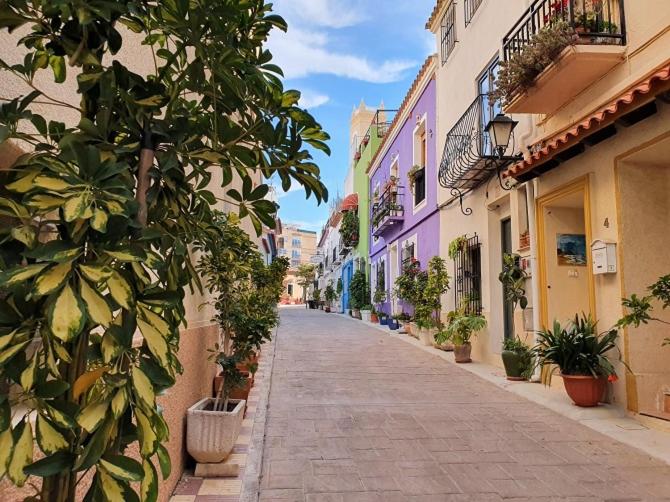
[371,184,404,237]
[356,109,398,156]
[503,0,626,61]
[438,94,519,214]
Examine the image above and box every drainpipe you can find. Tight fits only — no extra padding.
[526,178,543,382]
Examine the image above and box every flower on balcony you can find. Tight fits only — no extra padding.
[354,151,361,161]
[491,20,577,106]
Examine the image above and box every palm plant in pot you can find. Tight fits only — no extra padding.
[436,302,487,363]
[534,314,623,407]
[498,253,530,378]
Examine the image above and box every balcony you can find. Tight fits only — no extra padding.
[502,0,626,114]
[371,184,404,237]
[438,95,520,213]
[354,109,398,160]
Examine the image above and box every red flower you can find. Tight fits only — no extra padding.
[608,374,618,383]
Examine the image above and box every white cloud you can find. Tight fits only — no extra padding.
[299,90,330,110]
[274,0,366,28]
[285,219,326,231]
[268,26,415,84]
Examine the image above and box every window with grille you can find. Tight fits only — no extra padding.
[464,0,484,26]
[414,168,426,206]
[401,243,415,266]
[332,247,336,262]
[440,3,457,65]
[454,234,482,315]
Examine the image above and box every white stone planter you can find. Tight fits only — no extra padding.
[187,398,245,464]
[360,309,372,322]
[418,328,433,346]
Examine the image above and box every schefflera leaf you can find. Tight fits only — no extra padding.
[36,414,68,454]
[8,420,33,486]
[80,279,112,327]
[48,283,86,342]
[34,261,72,296]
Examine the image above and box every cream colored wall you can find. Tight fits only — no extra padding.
[543,206,590,324]
[429,0,537,368]
[618,146,670,415]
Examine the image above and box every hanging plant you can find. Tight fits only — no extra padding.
[339,210,360,248]
[407,165,423,193]
[448,236,468,260]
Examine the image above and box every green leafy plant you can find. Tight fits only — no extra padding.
[324,281,337,308]
[349,269,369,311]
[491,20,577,106]
[312,288,321,303]
[373,267,387,314]
[502,337,534,380]
[340,210,359,248]
[619,275,670,346]
[534,314,623,385]
[448,236,468,260]
[424,256,450,327]
[499,253,528,310]
[435,301,487,346]
[0,1,326,500]
[295,264,317,304]
[407,165,423,192]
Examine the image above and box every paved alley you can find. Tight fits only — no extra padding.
[257,308,670,502]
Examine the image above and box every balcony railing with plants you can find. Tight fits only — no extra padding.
[353,109,398,162]
[339,210,360,249]
[497,0,625,109]
[372,182,404,237]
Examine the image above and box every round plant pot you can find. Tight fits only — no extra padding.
[379,316,389,326]
[361,310,372,322]
[453,343,472,363]
[352,308,361,319]
[388,319,399,330]
[561,374,607,407]
[213,372,253,401]
[325,306,331,313]
[400,322,410,334]
[433,341,454,352]
[370,313,379,323]
[418,329,433,346]
[187,397,245,463]
[501,350,527,381]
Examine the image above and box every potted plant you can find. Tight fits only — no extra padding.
[361,304,373,322]
[349,269,368,319]
[312,288,321,309]
[396,313,411,333]
[324,281,336,313]
[373,270,388,325]
[188,352,246,463]
[336,278,344,313]
[498,253,530,377]
[448,235,468,260]
[388,311,400,331]
[534,314,624,407]
[370,306,379,323]
[436,304,487,363]
[394,258,422,332]
[422,256,451,346]
[501,337,534,381]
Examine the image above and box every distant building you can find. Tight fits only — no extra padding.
[278,223,318,302]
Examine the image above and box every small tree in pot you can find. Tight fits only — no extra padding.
[373,271,388,324]
[421,256,450,346]
[324,281,336,313]
[498,253,531,378]
[336,278,344,313]
[394,259,421,334]
[349,269,368,319]
[534,314,625,407]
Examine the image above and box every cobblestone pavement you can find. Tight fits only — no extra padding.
[258,308,670,502]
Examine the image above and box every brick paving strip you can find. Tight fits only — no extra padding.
[176,308,670,502]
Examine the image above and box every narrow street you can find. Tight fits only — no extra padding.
[257,308,670,502]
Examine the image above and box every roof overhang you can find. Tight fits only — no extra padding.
[505,61,670,181]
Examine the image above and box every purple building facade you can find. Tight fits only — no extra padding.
[369,57,440,317]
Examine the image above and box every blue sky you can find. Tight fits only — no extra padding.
[267,0,436,232]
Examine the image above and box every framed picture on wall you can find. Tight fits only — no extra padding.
[556,234,587,266]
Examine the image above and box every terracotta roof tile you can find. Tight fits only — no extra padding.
[340,193,358,212]
[426,0,449,30]
[505,62,670,179]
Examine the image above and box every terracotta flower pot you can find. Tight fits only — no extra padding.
[370,313,379,323]
[187,398,245,463]
[213,371,253,400]
[561,374,607,407]
[454,343,472,363]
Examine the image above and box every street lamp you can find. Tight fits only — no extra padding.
[485,113,518,158]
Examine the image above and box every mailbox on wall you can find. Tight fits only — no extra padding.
[591,240,617,275]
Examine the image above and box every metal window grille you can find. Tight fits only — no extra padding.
[465,0,484,25]
[440,2,457,65]
[454,234,482,315]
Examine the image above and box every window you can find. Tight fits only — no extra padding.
[332,247,337,262]
[401,242,415,266]
[440,2,456,65]
[377,260,386,291]
[478,58,501,155]
[278,237,284,248]
[292,238,301,248]
[464,0,484,26]
[292,249,301,259]
[453,234,482,315]
[414,168,426,206]
[291,259,300,267]
[278,248,287,256]
[287,284,293,296]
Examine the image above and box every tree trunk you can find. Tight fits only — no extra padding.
[136,126,155,227]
